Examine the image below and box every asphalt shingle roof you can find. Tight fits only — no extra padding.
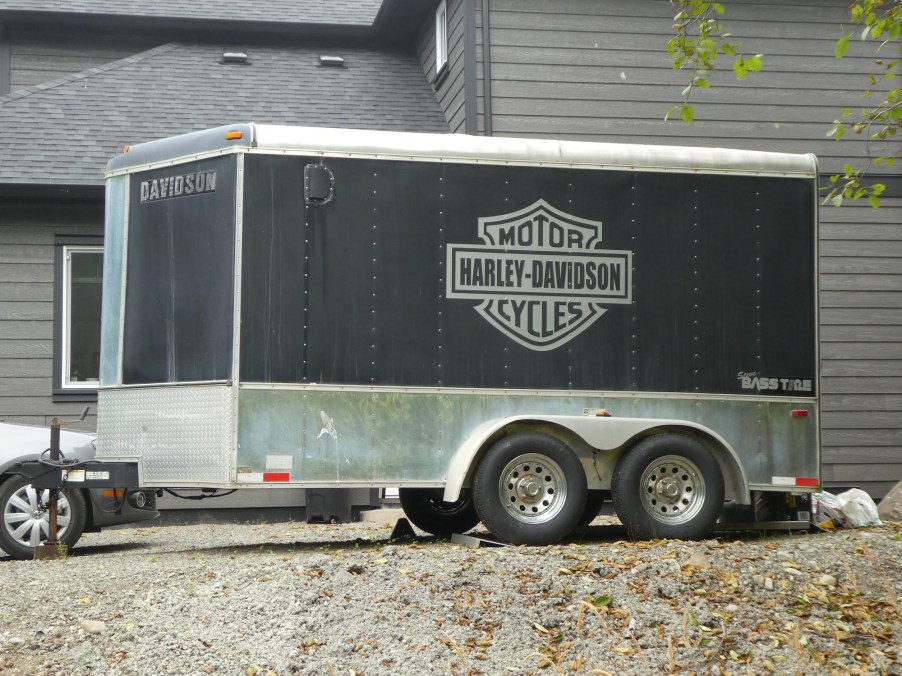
[0,0,384,26]
[0,43,450,186]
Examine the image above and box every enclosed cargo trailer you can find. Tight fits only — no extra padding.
[90,123,819,545]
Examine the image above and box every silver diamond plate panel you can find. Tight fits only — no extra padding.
[97,385,234,485]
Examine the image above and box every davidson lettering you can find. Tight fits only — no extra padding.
[140,171,217,203]
[451,250,628,300]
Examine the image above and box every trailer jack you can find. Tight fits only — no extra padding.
[33,406,89,560]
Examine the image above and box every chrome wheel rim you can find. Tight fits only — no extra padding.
[640,454,706,525]
[498,453,567,524]
[3,485,72,548]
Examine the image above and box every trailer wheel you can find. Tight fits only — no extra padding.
[473,432,587,545]
[612,434,724,540]
[398,488,480,536]
[0,474,86,560]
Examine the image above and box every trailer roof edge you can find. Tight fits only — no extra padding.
[106,123,818,177]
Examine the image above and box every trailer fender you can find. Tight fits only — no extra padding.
[443,415,749,505]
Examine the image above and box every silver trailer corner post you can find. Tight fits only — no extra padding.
[97,123,820,545]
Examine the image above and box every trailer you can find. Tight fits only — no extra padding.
[80,123,819,546]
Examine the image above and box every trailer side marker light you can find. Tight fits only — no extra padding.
[123,146,130,153]
[773,476,819,487]
[790,410,809,417]
[595,410,611,417]
[262,472,290,482]
[102,489,124,498]
[225,131,243,140]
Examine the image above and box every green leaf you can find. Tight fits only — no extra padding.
[836,33,851,59]
[592,595,612,607]
[680,104,695,124]
[721,43,736,56]
[843,163,855,176]
[713,3,725,14]
[873,183,886,195]
[868,194,881,209]
[745,55,763,72]
[733,58,748,80]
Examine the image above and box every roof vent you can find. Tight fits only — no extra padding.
[222,49,249,64]
[319,55,345,67]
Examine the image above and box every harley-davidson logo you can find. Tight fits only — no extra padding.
[446,200,632,351]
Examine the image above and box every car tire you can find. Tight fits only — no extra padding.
[398,487,480,536]
[0,474,86,560]
[612,433,724,540]
[473,432,587,545]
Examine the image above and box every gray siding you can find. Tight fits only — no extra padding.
[481,0,882,173]
[8,28,160,92]
[0,203,103,432]
[820,198,902,498]
[476,0,901,498]
[416,0,468,133]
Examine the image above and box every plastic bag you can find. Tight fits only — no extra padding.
[813,489,883,528]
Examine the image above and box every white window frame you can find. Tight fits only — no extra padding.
[435,0,448,73]
[61,244,104,389]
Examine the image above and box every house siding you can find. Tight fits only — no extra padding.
[0,203,102,431]
[475,0,901,498]
[416,0,468,133]
[7,28,160,92]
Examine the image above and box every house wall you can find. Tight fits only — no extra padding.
[819,199,902,498]
[5,27,160,92]
[424,0,902,498]
[416,0,469,133]
[0,202,103,431]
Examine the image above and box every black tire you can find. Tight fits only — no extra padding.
[398,488,480,536]
[612,433,724,540]
[577,489,608,526]
[472,432,587,545]
[0,474,86,560]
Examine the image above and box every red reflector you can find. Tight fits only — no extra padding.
[790,410,809,417]
[795,477,819,487]
[263,472,290,482]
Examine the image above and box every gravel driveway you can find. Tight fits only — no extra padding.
[1,517,899,675]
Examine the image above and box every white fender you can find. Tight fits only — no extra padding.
[442,414,749,503]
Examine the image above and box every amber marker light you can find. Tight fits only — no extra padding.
[596,410,612,417]
[225,131,243,140]
[123,146,130,153]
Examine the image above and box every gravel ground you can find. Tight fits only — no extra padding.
[1,516,899,675]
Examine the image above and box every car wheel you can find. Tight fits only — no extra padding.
[398,488,480,536]
[0,474,86,560]
[473,432,587,545]
[612,433,724,540]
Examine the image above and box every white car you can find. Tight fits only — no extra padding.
[0,421,157,559]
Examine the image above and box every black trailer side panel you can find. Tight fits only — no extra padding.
[123,155,237,384]
[239,154,815,397]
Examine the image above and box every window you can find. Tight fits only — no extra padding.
[435,0,448,74]
[54,241,103,397]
